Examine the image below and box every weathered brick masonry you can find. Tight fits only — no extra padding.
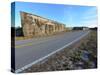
[20,12,66,37]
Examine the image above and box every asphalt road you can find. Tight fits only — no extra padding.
[15,31,89,72]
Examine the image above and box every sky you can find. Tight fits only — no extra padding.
[11,1,98,27]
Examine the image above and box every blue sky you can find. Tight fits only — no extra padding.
[12,2,97,27]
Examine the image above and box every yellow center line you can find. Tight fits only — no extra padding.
[15,37,53,48]
[15,43,33,48]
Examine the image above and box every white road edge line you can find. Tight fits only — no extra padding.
[15,31,90,73]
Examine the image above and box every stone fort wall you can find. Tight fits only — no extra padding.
[20,11,66,37]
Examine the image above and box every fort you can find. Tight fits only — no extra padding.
[20,12,66,37]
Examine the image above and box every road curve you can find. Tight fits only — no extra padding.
[14,31,89,73]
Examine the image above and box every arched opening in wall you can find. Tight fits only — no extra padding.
[49,25,53,34]
[32,26,36,36]
[45,24,48,34]
[40,25,46,34]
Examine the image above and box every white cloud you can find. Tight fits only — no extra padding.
[84,7,97,15]
[82,19,98,27]
[82,7,97,20]
[81,7,98,27]
[82,14,97,20]
[88,24,98,28]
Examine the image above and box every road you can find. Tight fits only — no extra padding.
[15,31,89,73]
